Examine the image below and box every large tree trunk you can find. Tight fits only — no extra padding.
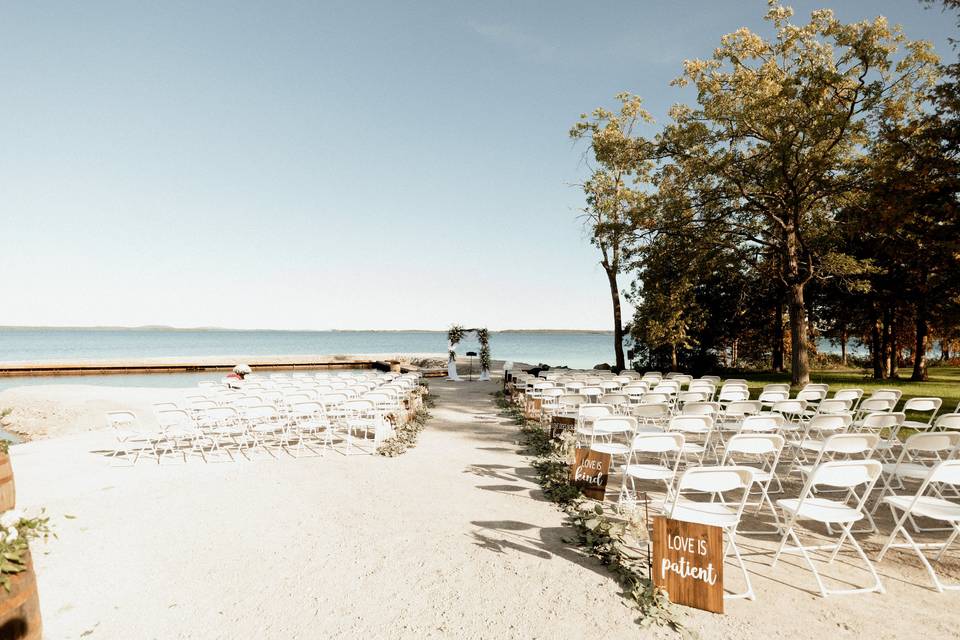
[670,344,678,371]
[772,302,785,372]
[871,317,884,379]
[784,229,810,386]
[840,327,848,367]
[912,298,928,381]
[605,267,626,371]
[787,282,811,385]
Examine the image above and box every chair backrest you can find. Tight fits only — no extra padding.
[797,389,826,402]
[869,388,902,402]
[739,414,785,433]
[578,404,613,419]
[631,403,671,421]
[676,391,708,404]
[724,401,762,417]
[718,388,749,402]
[152,401,180,412]
[680,401,720,417]
[857,397,895,413]
[559,394,587,408]
[630,432,684,453]
[927,460,960,486]
[807,413,852,434]
[667,415,713,434]
[771,399,808,415]
[903,397,942,415]
[700,376,722,385]
[833,388,863,404]
[641,393,671,405]
[935,413,960,432]
[593,416,637,434]
[725,433,785,457]
[807,459,881,490]
[758,390,789,403]
[856,411,905,436]
[688,381,716,395]
[763,383,791,394]
[344,399,375,412]
[290,401,324,418]
[819,432,878,456]
[817,398,852,415]
[671,466,756,518]
[902,431,960,455]
[802,383,830,393]
[600,393,629,406]
[725,378,748,386]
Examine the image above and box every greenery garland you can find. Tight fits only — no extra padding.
[0,510,53,592]
[495,392,682,631]
[376,408,431,457]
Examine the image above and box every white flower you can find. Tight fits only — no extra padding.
[4,528,17,544]
[0,510,23,529]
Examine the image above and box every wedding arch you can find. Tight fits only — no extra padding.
[446,325,491,381]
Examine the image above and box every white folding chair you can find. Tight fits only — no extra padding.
[773,459,884,597]
[722,434,786,532]
[877,460,960,592]
[619,432,685,512]
[105,411,156,465]
[902,397,943,431]
[664,466,757,601]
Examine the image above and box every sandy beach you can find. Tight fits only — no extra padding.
[0,376,955,639]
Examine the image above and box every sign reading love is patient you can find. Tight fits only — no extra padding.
[569,448,610,500]
[652,516,724,614]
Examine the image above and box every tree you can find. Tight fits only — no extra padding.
[659,2,939,384]
[571,94,656,370]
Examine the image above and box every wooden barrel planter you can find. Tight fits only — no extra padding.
[0,551,41,640]
[0,453,14,513]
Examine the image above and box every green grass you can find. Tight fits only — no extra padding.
[737,366,960,415]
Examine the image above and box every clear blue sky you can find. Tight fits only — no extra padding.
[1,1,954,330]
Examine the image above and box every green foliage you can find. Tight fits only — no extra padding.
[0,511,53,592]
[376,406,432,457]
[499,392,682,631]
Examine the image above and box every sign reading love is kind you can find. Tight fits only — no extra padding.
[652,516,724,614]
[569,448,610,500]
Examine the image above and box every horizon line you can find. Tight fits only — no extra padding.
[0,324,615,334]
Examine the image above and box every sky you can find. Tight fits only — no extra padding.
[1,1,955,331]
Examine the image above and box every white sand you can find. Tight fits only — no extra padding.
[5,378,960,639]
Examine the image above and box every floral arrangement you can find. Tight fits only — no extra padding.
[376,408,431,457]
[447,325,491,372]
[0,509,53,592]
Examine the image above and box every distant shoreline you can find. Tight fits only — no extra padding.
[0,326,614,334]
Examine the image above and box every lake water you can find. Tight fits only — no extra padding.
[0,327,860,392]
[0,328,618,390]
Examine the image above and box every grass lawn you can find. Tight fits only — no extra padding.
[737,366,960,415]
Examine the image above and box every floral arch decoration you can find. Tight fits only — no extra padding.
[446,325,491,381]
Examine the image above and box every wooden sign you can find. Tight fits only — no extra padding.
[652,516,724,614]
[524,398,542,420]
[550,416,575,440]
[569,447,610,500]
